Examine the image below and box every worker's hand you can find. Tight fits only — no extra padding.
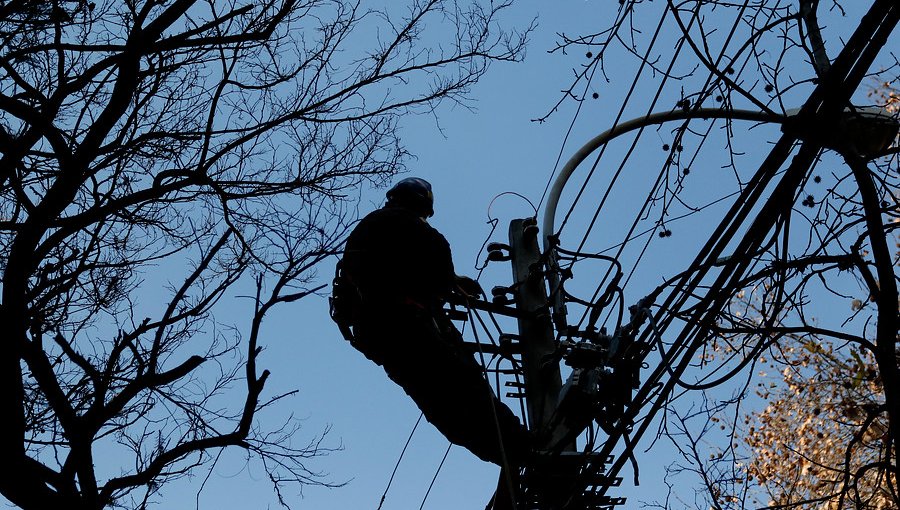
[454,275,484,298]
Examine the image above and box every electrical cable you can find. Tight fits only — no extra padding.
[417,443,453,510]
[565,2,780,382]
[475,192,537,274]
[560,0,774,336]
[544,0,820,498]
[376,413,424,510]
[467,304,520,510]
[535,2,638,212]
[568,0,746,316]
[473,3,893,506]
[550,3,709,342]
[557,1,681,237]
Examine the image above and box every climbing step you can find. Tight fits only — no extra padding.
[517,452,625,510]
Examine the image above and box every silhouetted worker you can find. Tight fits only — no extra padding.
[334,177,528,466]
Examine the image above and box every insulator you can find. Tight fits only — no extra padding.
[491,285,512,297]
[486,242,511,262]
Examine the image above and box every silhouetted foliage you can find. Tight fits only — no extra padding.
[0,1,528,508]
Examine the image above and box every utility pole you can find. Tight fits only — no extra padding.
[505,218,582,510]
[508,217,563,435]
[495,218,625,510]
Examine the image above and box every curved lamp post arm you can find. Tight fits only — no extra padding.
[537,103,894,334]
[541,108,781,253]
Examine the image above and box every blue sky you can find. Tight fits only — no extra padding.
[31,1,891,509]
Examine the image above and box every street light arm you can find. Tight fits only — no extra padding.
[541,107,782,253]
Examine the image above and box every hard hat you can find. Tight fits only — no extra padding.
[386,177,434,217]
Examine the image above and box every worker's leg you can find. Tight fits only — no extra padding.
[374,309,529,466]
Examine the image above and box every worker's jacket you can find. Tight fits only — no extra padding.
[342,205,455,312]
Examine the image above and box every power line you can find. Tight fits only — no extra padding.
[376,413,424,510]
[417,444,453,510]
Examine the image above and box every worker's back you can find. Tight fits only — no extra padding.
[343,205,454,309]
